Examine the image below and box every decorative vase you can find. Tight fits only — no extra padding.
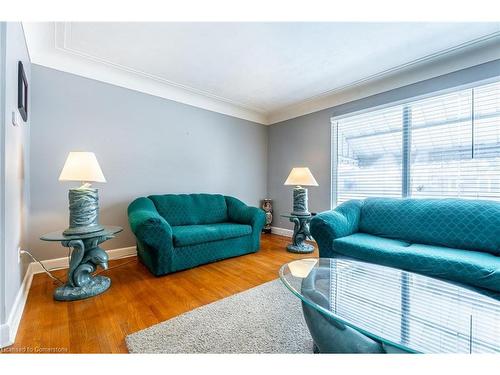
[261,199,273,234]
[63,187,104,235]
[291,186,310,216]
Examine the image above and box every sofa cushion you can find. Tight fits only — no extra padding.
[334,233,411,257]
[359,198,500,256]
[333,233,500,293]
[149,194,228,226]
[172,223,252,247]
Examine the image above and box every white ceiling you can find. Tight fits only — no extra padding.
[23,22,500,124]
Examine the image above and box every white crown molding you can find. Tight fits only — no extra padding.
[22,23,500,126]
[23,22,268,125]
[56,23,267,115]
[0,246,136,349]
[267,32,500,124]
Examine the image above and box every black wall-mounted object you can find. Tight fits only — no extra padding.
[18,61,28,122]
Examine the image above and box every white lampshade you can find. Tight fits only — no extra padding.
[59,152,106,183]
[284,167,318,186]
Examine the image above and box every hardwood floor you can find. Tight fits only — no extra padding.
[7,234,317,353]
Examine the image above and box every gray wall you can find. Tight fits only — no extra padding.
[0,21,5,332]
[26,55,500,258]
[29,65,268,260]
[268,59,500,230]
[0,22,31,333]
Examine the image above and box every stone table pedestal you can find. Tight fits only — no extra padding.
[40,226,122,301]
[281,214,314,253]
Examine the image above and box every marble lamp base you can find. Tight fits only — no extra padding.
[291,186,311,216]
[63,187,104,235]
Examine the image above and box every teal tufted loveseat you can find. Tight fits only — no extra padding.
[128,194,265,276]
[310,198,500,294]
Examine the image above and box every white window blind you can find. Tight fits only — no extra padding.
[332,80,500,206]
[409,90,473,198]
[333,106,403,205]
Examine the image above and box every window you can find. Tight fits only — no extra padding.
[332,80,500,206]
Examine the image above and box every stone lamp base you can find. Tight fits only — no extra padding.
[291,186,311,216]
[63,187,104,235]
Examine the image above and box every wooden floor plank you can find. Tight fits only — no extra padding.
[6,234,317,353]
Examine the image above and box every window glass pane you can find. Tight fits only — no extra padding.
[409,90,473,198]
[332,80,500,205]
[471,81,500,200]
[335,106,403,204]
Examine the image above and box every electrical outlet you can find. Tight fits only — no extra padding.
[12,111,20,127]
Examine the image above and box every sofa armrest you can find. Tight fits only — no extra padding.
[128,197,173,251]
[310,200,363,257]
[225,196,266,230]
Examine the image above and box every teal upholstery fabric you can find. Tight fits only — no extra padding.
[128,194,265,276]
[148,193,228,226]
[170,235,255,273]
[225,196,266,250]
[310,200,363,253]
[128,198,174,276]
[137,234,256,275]
[333,234,500,293]
[128,197,173,254]
[360,198,500,255]
[310,198,500,293]
[172,223,252,247]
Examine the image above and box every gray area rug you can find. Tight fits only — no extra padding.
[126,279,313,353]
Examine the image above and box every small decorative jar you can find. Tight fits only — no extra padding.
[261,199,273,234]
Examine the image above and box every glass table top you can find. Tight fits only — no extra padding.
[40,226,123,241]
[280,214,312,219]
[279,258,500,353]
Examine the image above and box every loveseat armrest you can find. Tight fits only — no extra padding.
[225,196,266,230]
[128,197,173,251]
[310,200,363,257]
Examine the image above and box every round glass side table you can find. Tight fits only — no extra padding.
[40,225,122,301]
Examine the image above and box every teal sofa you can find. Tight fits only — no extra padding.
[310,198,500,294]
[128,193,265,276]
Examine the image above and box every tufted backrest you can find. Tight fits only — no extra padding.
[148,193,228,226]
[359,198,500,256]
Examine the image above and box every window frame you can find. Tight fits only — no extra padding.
[330,77,500,209]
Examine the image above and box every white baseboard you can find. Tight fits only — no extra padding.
[0,245,137,348]
[0,323,9,348]
[0,261,34,349]
[29,246,137,274]
[271,226,294,237]
[271,226,317,243]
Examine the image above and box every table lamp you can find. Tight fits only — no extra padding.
[59,152,106,235]
[284,167,318,216]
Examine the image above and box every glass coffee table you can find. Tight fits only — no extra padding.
[279,258,500,353]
